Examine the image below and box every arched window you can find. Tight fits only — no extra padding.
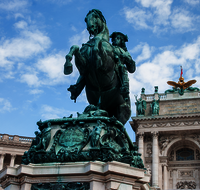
[176,148,194,161]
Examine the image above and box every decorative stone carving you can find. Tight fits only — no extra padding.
[189,134,200,144]
[138,132,144,139]
[196,149,200,160]
[31,182,90,190]
[159,136,177,153]
[146,143,152,157]
[152,131,159,138]
[21,106,144,169]
[179,170,193,177]
[146,165,151,175]
[176,181,196,189]
[140,121,200,128]
[169,150,174,161]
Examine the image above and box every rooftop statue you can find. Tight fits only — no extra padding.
[135,95,146,116]
[167,66,196,95]
[64,9,135,125]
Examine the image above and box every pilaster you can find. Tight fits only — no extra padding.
[151,131,159,188]
[10,154,16,167]
[137,132,144,161]
[172,169,177,189]
[162,163,168,190]
[0,154,5,170]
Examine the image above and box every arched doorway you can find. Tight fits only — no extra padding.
[166,139,200,189]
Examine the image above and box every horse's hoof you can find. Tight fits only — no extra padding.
[64,61,73,75]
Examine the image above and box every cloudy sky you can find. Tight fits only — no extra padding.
[0,0,200,141]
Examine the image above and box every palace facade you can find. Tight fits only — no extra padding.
[130,86,200,189]
[0,134,33,190]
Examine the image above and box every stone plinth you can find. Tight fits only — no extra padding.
[0,161,150,190]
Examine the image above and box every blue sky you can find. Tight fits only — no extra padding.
[0,0,200,141]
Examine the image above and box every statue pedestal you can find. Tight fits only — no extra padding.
[0,161,150,190]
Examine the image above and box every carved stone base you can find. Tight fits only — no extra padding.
[0,161,150,190]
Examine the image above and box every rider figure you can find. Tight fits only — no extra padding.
[110,32,136,101]
[67,32,135,102]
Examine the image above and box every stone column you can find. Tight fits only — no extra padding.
[0,154,5,170]
[172,169,177,189]
[10,154,16,167]
[151,131,159,188]
[21,183,32,190]
[162,163,168,190]
[137,132,144,161]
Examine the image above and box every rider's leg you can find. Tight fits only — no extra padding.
[119,64,130,101]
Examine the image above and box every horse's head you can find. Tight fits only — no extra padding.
[85,9,107,37]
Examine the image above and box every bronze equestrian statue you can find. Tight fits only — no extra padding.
[64,9,136,125]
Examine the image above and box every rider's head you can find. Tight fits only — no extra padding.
[110,32,128,51]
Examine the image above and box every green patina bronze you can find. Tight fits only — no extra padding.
[135,95,146,116]
[31,182,90,190]
[22,105,144,168]
[165,86,200,95]
[64,9,136,125]
[22,9,144,170]
[151,96,160,116]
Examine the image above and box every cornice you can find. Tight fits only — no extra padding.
[131,113,200,122]
[0,141,31,149]
[138,120,200,129]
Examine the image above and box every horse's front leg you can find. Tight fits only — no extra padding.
[93,36,101,54]
[64,45,79,75]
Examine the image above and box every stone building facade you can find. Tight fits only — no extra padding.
[130,87,200,189]
[0,134,33,189]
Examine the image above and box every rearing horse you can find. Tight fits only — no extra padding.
[64,9,131,125]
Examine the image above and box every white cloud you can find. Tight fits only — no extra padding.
[176,38,200,60]
[29,89,44,95]
[21,73,40,87]
[131,43,152,63]
[128,36,200,97]
[0,21,51,68]
[14,20,28,29]
[0,0,28,11]
[184,0,200,5]
[40,104,76,120]
[0,98,15,112]
[36,53,66,84]
[123,7,152,29]
[14,13,24,19]
[170,9,194,32]
[69,29,89,46]
[136,0,172,25]
[123,0,197,33]
[47,0,72,5]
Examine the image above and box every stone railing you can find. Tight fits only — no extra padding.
[145,94,154,101]
[0,134,34,144]
[144,93,166,101]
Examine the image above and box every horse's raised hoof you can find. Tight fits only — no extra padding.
[64,57,73,75]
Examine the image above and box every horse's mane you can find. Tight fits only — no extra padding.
[85,9,106,24]
[85,9,109,41]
